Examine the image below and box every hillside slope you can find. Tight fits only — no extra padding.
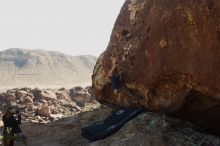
[0,48,96,89]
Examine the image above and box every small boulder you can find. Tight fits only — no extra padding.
[25,103,35,111]
[49,114,63,121]
[60,100,81,111]
[36,105,51,117]
[33,90,57,101]
[61,100,75,108]
[16,90,28,99]
[20,96,33,104]
[74,105,82,112]
[4,93,16,101]
[6,89,16,94]
[69,87,95,106]
[50,106,59,114]
[56,91,70,100]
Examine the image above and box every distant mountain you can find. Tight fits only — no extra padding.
[0,48,97,89]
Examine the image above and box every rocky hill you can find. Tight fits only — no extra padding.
[0,48,97,90]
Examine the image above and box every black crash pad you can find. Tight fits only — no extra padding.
[81,107,144,142]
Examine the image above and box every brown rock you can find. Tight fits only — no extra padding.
[16,90,28,99]
[56,92,70,99]
[33,89,57,101]
[33,102,42,107]
[92,0,220,134]
[20,96,34,104]
[56,90,70,100]
[25,103,36,111]
[73,105,81,112]
[5,93,16,101]
[60,100,77,108]
[69,87,96,106]
[36,105,51,117]
[6,89,16,94]
[49,105,58,114]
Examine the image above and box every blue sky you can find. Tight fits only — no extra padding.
[0,0,125,56]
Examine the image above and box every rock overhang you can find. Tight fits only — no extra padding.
[92,0,220,135]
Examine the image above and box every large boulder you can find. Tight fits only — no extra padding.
[92,0,220,134]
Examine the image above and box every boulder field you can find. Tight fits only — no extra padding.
[0,87,98,123]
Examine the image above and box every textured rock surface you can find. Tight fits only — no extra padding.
[1,107,220,146]
[33,89,57,101]
[20,96,34,104]
[70,86,97,107]
[0,87,98,123]
[0,88,102,146]
[16,90,28,99]
[92,0,220,134]
[92,112,220,146]
[36,105,51,117]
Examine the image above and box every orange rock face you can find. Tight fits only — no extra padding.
[92,0,220,134]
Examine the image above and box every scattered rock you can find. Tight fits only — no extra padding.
[74,105,82,112]
[36,105,51,117]
[56,90,70,100]
[70,87,96,107]
[0,86,99,124]
[16,90,28,99]
[6,89,16,94]
[4,93,16,101]
[33,89,57,101]
[49,114,63,121]
[20,96,34,104]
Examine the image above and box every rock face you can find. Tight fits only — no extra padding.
[92,0,220,134]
